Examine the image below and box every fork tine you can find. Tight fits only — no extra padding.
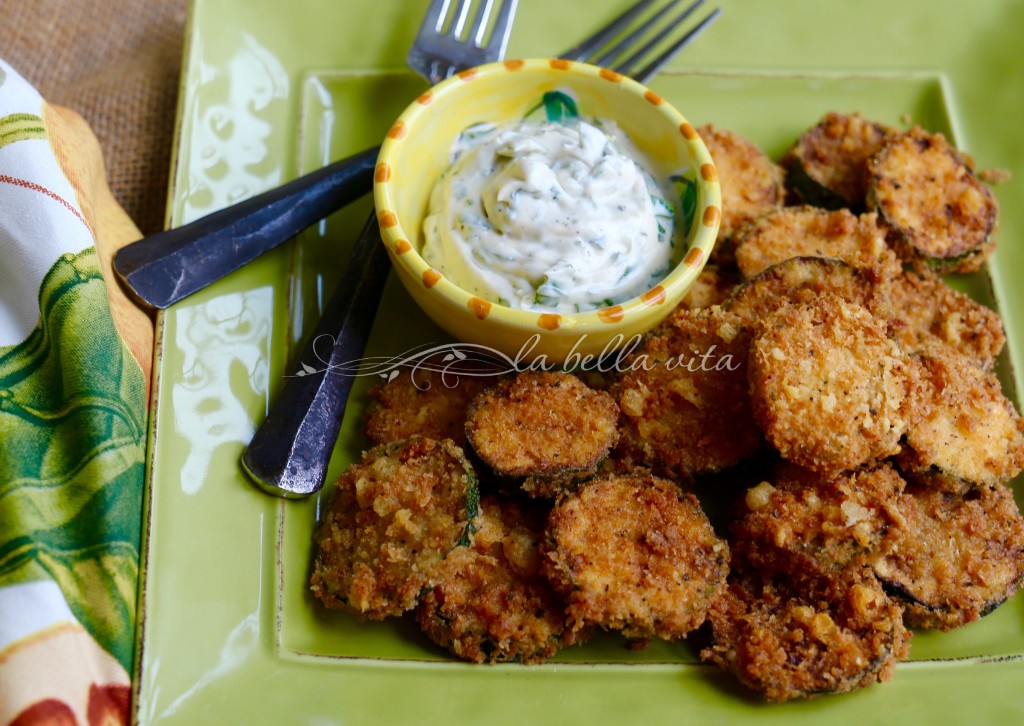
[559,0,660,62]
[594,0,697,68]
[466,0,495,45]
[481,0,518,53]
[610,0,705,76]
[447,0,474,37]
[630,6,721,83]
[422,0,451,32]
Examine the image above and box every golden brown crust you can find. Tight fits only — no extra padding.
[867,127,998,273]
[782,111,896,209]
[748,296,915,476]
[732,463,906,581]
[898,347,1024,490]
[543,472,729,640]
[310,437,478,620]
[616,306,762,475]
[885,266,1005,370]
[416,496,569,663]
[465,372,619,496]
[873,484,1024,630]
[697,124,784,264]
[702,567,910,702]
[733,206,901,281]
[725,256,887,326]
[365,364,501,447]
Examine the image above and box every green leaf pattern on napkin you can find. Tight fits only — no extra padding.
[0,248,145,673]
[0,113,47,148]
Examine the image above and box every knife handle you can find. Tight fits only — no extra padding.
[113,144,381,310]
[240,212,391,498]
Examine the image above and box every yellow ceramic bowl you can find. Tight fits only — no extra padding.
[373,58,721,364]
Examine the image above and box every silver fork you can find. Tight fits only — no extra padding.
[114,0,718,311]
[408,0,519,83]
[563,0,721,83]
[240,0,722,499]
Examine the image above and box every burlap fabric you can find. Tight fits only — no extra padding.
[0,0,188,235]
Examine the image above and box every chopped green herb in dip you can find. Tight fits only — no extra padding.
[422,118,677,313]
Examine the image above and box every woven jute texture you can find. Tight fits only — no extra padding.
[0,0,188,235]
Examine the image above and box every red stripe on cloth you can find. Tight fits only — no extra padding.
[0,174,90,232]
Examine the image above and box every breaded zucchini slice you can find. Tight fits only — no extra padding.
[867,127,998,274]
[732,463,905,582]
[725,256,887,326]
[748,295,916,477]
[365,363,499,447]
[697,124,784,265]
[616,306,762,475]
[310,437,480,619]
[733,206,901,281]
[782,111,896,210]
[543,472,729,640]
[416,496,570,663]
[898,347,1024,491]
[702,567,910,702]
[885,265,1005,370]
[465,371,619,498]
[873,483,1024,630]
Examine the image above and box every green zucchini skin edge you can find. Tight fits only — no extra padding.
[783,155,853,211]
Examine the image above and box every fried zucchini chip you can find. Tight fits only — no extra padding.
[725,256,886,326]
[748,296,916,477]
[732,463,905,582]
[311,437,479,619]
[416,496,570,663]
[782,111,896,210]
[733,206,901,281]
[873,483,1024,630]
[886,265,1005,370]
[616,306,762,475]
[365,363,500,447]
[465,371,619,498]
[867,126,998,273]
[898,347,1024,491]
[702,567,910,702]
[697,124,785,266]
[543,472,729,640]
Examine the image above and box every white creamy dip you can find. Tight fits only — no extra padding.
[422,118,677,313]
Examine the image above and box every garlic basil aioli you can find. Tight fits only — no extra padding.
[422,115,678,313]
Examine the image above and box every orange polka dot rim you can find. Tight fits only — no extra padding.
[374,59,720,363]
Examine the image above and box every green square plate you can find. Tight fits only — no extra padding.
[135,1,1024,723]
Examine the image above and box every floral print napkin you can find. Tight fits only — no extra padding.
[0,59,153,726]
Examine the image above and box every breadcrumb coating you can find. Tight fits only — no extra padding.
[725,256,886,326]
[310,437,479,619]
[898,346,1024,491]
[868,127,997,273]
[873,483,1024,630]
[465,371,620,497]
[365,364,501,447]
[748,296,916,476]
[732,463,906,582]
[416,496,570,663]
[702,567,909,701]
[697,124,784,266]
[543,472,729,640]
[885,265,1005,370]
[782,111,896,209]
[616,306,762,475]
[733,206,901,281]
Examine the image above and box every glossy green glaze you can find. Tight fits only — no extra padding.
[137,0,1024,723]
